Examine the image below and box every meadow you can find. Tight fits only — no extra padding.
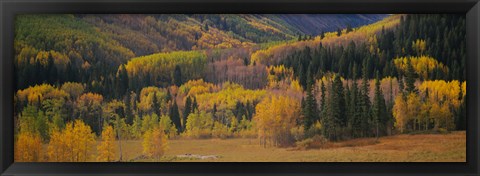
[107,131,466,162]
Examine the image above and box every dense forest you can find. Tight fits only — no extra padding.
[14,14,466,162]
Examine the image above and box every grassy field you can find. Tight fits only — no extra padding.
[114,131,466,162]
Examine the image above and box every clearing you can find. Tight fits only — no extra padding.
[115,131,466,162]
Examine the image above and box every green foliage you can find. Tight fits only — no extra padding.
[185,110,214,138]
[141,113,159,134]
[18,106,49,140]
[159,115,178,138]
[126,50,207,89]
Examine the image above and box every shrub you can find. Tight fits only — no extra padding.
[295,135,328,150]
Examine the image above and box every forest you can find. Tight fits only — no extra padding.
[14,14,466,162]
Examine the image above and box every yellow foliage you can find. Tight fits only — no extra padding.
[178,79,217,97]
[212,121,231,139]
[125,50,207,86]
[15,131,43,162]
[393,95,408,133]
[184,111,213,139]
[412,39,427,55]
[251,15,402,65]
[195,82,267,112]
[137,87,167,114]
[77,93,103,106]
[17,84,68,105]
[47,120,96,162]
[142,126,168,160]
[97,125,117,162]
[254,95,301,147]
[418,80,463,108]
[159,115,178,138]
[393,56,449,79]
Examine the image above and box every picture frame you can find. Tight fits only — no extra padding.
[1,0,479,175]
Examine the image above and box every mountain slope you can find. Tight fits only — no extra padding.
[81,14,388,56]
[273,14,389,35]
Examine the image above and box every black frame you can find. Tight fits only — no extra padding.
[1,0,479,175]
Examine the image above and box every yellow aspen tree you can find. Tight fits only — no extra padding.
[47,120,95,162]
[97,125,117,162]
[72,119,96,162]
[393,95,408,133]
[406,93,421,131]
[253,95,300,147]
[142,126,168,161]
[15,132,43,162]
[47,123,73,162]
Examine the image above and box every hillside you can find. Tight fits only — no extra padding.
[81,14,388,56]
[273,14,388,35]
[14,14,388,90]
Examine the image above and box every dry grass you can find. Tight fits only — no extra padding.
[114,131,465,162]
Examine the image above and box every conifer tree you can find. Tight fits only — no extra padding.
[303,71,318,130]
[183,96,192,130]
[169,100,181,132]
[152,92,161,116]
[405,58,418,94]
[360,59,372,137]
[372,71,387,139]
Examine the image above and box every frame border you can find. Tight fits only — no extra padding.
[1,0,479,175]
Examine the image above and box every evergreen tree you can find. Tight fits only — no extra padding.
[47,53,57,84]
[152,92,161,116]
[303,71,318,131]
[234,101,245,121]
[212,103,218,121]
[173,65,182,87]
[324,75,346,141]
[183,96,192,130]
[333,75,347,128]
[372,71,387,139]
[192,96,198,111]
[166,88,172,103]
[170,100,181,132]
[115,64,129,99]
[124,92,134,125]
[350,63,362,138]
[346,24,353,33]
[360,59,372,137]
[405,58,417,94]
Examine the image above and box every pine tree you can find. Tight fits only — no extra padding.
[350,63,362,138]
[333,75,347,128]
[173,65,182,87]
[47,53,58,84]
[324,75,346,141]
[405,58,417,94]
[192,96,198,111]
[212,103,218,121]
[346,24,353,33]
[303,72,318,131]
[152,92,161,116]
[166,89,172,103]
[124,93,134,125]
[372,71,387,139]
[360,59,372,137]
[183,96,192,131]
[116,64,129,99]
[169,100,181,132]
